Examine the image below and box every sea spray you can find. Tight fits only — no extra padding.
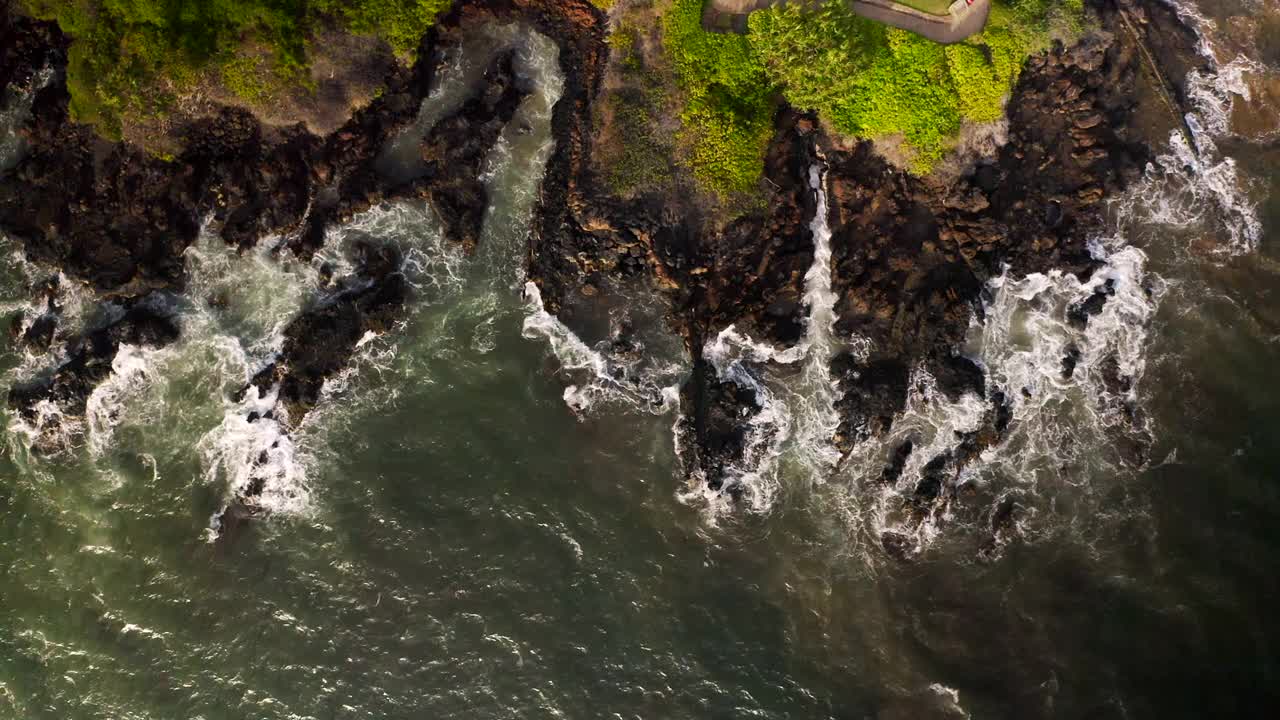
[0,66,52,173]
[199,383,311,540]
[1128,4,1265,255]
[196,25,569,534]
[180,232,321,533]
[788,163,843,475]
[680,162,843,515]
[521,281,681,416]
[831,9,1263,555]
[84,343,167,457]
[836,237,1165,557]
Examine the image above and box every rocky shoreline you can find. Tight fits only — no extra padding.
[0,0,1204,552]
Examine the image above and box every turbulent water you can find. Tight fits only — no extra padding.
[2,9,1279,719]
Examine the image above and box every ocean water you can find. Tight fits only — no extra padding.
[1,12,1278,720]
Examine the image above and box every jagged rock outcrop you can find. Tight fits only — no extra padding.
[827,30,1152,444]
[0,3,573,297]
[524,0,1192,553]
[1,0,1201,557]
[816,18,1163,554]
[7,302,179,451]
[212,240,409,537]
[0,0,608,543]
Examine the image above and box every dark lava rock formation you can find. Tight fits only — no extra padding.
[1,0,1202,556]
[518,0,1201,556]
[0,0,608,541]
[212,240,411,542]
[8,303,179,452]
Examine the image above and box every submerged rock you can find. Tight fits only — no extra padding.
[7,302,179,451]
[214,241,410,540]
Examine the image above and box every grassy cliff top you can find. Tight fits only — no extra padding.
[20,0,453,145]
[656,0,1086,196]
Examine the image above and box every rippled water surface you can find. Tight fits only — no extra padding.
[2,10,1279,719]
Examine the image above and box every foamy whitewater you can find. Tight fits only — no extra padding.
[0,3,1277,717]
[199,24,572,533]
[681,162,843,515]
[668,3,1266,548]
[0,10,1262,554]
[829,11,1263,555]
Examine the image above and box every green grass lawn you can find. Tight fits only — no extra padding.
[896,0,957,15]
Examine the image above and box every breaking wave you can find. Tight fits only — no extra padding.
[838,240,1165,556]
[1132,3,1265,255]
[521,282,681,416]
[831,13,1262,556]
[681,163,842,515]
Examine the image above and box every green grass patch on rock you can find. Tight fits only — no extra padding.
[661,0,1083,189]
[20,0,452,138]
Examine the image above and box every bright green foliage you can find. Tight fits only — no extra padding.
[313,0,452,55]
[663,0,1082,186]
[662,0,776,196]
[20,0,452,137]
[748,0,1081,172]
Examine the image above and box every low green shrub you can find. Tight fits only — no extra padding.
[662,0,776,197]
[663,0,1083,187]
[20,0,453,137]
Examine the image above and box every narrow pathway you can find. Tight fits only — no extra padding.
[703,0,990,44]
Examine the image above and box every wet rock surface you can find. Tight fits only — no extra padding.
[675,359,761,499]
[519,0,1196,558]
[0,2,560,296]
[1,0,1199,556]
[213,241,410,539]
[813,12,1165,553]
[7,302,179,451]
[0,0,608,541]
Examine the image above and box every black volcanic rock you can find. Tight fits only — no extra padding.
[7,302,179,450]
[248,244,409,429]
[676,358,761,498]
[214,240,410,540]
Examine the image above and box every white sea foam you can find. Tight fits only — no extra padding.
[830,7,1262,555]
[193,27,571,535]
[198,384,311,540]
[184,231,319,355]
[927,683,972,720]
[835,239,1164,556]
[84,343,168,457]
[1120,8,1265,255]
[5,397,83,459]
[522,281,681,416]
[789,163,843,475]
[314,201,465,298]
[679,163,843,516]
[176,231,320,533]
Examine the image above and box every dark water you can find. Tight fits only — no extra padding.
[1,9,1278,720]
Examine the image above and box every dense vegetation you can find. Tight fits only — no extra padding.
[20,0,452,136]
[661,0,775,196]
[663,0,1085,195]
[597,23,676,195]
[20,0,1083,192]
